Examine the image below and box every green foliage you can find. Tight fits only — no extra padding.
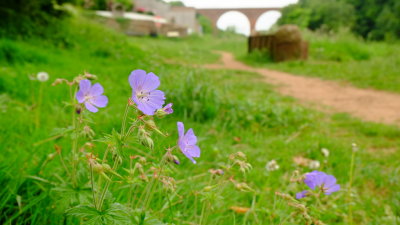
[1,14,400,225]
[197,14,214,34]
[279,0,400,40]
[344,0,400,40]
[66,204,132,224]
[168,1,185,7]
[278,0,355,32]
[278,4,311,28]
[0,0,76,37]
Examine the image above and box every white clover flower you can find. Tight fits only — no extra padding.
[37,72,49,82]
[308,160,320,169]
[321,148,330,157]
[266,160,279,171]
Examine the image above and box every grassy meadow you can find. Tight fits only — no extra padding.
[1,16,400,224]
[238,30,400,93]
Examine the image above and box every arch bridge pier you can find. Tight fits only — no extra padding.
[197,8,281,35]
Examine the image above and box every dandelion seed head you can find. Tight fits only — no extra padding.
[37,71,49,82]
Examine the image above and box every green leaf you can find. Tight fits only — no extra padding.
[66,203,133,225]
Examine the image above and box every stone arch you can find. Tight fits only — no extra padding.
[255,10,282,32]
[197,8,281,35]
[216,11,251,36]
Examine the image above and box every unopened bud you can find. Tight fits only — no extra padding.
[141,136,154,149]
[51,78,66,86]
[203,186,213,192]
[84,72,97,80]
[54,144,62,154]
[102,164,112,171]
[209,169,224,176]
[47,153,57,160]
[235,182,253,192]
[92,163,103,173]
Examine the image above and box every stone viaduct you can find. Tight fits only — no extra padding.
[197,8,281,34]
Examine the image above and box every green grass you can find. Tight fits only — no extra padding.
[1,16,400,224]
[234,29,400,93]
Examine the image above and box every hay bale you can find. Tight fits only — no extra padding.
[248,24,308,62]
[274,25,302,43]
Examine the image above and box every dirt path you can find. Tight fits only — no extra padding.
[204,51,400,126]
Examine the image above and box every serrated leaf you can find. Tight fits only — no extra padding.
[66,203,133,225]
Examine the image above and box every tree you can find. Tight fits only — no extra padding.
[278,0,355,32]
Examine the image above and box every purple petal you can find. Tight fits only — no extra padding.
[322,175,337,188]
[177,122,184,138]
[187,145,200,158]
[325,184,340,195]
[296,190,308,199]
[147,90,165,106]
[184,128,197,145]
[141,72,160,92]
[135,90,165,115]
[163,103,173,114]
[304,171,325,190]
[89,83,104,96]
[137,102,156,115]
[92,95,108,108]
[79,79,91,93]
[182,149,197,164]
[188,156,197,164]
[129,69,147,91]
[304,174,317,190]
[85,102,98,113]
[76,90,85,103]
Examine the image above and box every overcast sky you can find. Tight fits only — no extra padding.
[164,0,298,35]
[164,0,298,8]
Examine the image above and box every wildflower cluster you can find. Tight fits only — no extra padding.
[45,69,344,224]
[50,69,202,223]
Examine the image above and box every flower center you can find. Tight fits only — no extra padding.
[84,94,94,103]
[136,91,150,102]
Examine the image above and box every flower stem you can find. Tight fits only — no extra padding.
[121,101,130,137]
[90,164,98,209]
[97,160,119,211]
[348,149,356,225]
[70,85,78,188]
[35,82,44,129]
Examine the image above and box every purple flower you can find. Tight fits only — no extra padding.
[296,171,340,199]
[177,122,200,164]
[296,190,309,199]
[76,79,108,113]
[163,103,173,114]
[129,69,165,115]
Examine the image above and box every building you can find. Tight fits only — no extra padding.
[134,0,200,34]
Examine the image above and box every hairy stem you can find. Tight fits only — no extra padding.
[90,164,98,209]
[70,85,78,187]
[97,160,119,211]
[348,149,356,225]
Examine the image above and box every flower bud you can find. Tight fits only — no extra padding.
[84,72,97,80]
[155,103,173,117]
[209,169,224,176]
[235,182,253,192]
[47,153,57,160]
[102,164,112,171]
[203,186,213,192]
[143,136,154,149]
[92,163,104,173]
